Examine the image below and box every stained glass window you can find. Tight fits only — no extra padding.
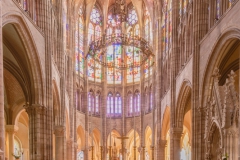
[23,0,27,10]
[115,93,122,114]
[79,17,84,76]
[107,93,114,115]
[75,7,84,76]
[162,0,172,58]
[150,87,153,110]
[14,138,21,156]
[77,151,84,160]
[216,0,220,19]
[128,93,133,115]
[127,6,138,26]
[126,46,140,83]
[229,0,232,7]
[134,91,140,114]
[95,93,100,113]
[88,91,93,113]
[88,6,102,82]
[106,45,122,84]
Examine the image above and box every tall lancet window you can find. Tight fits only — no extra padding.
[162,0,172,59]
[149,86,153,111]
[134,90,140,115]
[88,90,94,113]
[128,92,133,116]
[144,6,153,78]
[179,0,189,16]
[75,6,84,76]
[88,5,102,82]
[115,93,122,115]
[95,91,100,114]
[107,93,114,116]
[126,4,141,83]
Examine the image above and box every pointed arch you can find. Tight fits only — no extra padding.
[3,12,44,105]
[176,80,192,128]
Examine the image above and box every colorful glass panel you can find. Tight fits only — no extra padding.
[87,57,94,81]
[107,93,114,115]
[127,7,138,26]
[90,7,102,25]
[88,23,94,44]
[217,0,220,19]
[115,93,122,114]
[79,17,84,76]
[126,46,140,83]
[96,95,99,113]
[77,151,84,160]
[162,0,172,58]
[75,22,79,74]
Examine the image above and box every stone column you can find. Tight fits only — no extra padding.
[150,146,154,160]
[170,128,182,160]
[158,140,166,160]
[54,126,65,160]
[24,104,47,160]
[5,125,19,160]
[141,146,145,160]
[0,0,4,158]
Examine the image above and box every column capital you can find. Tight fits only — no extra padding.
[171,127,183,139]
[23,104,47,115]
[54,126,65,137]
[158,139,167,148]
[5,125,18,134]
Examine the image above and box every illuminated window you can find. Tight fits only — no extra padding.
[128,92,133,116]
[75,6,84,76]
[107,93,114,116]
[95,92,100,114]
[88,5,102,82]
[115,93,122,115]
[162,0,172,58]
[134,91,140,115]
[77,151,84,160]
[88,90,94,113]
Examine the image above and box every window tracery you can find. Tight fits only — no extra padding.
[107,92,122,117]
[88,5,102,82]
[162,0,172,59]
[75,6,84,76]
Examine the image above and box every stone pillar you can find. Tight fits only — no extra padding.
[150,146,154,160]
[0,0,4,158]
[141,146,145,160]
[54,126,65,160]
[170,128,182,160]
[5,125,18,160]
[24,104,47,160]
[158,140,166,160]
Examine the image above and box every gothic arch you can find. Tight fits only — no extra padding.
[2,12,44,105]
[201,28,240,107]
[176,80,192,128]
[77,125,85,151]
[53,80,61,126]
[161,106,170,140]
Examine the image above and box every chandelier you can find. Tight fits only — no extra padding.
[86,0,155,70]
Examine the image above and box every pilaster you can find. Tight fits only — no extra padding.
[54,126,65,160]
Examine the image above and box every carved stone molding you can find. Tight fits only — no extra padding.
[171,127,183,140]
[54,126,65,137]
[5,125,18,134]
[24,104,47,115]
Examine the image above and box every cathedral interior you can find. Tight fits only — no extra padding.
[0,0,240,160]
